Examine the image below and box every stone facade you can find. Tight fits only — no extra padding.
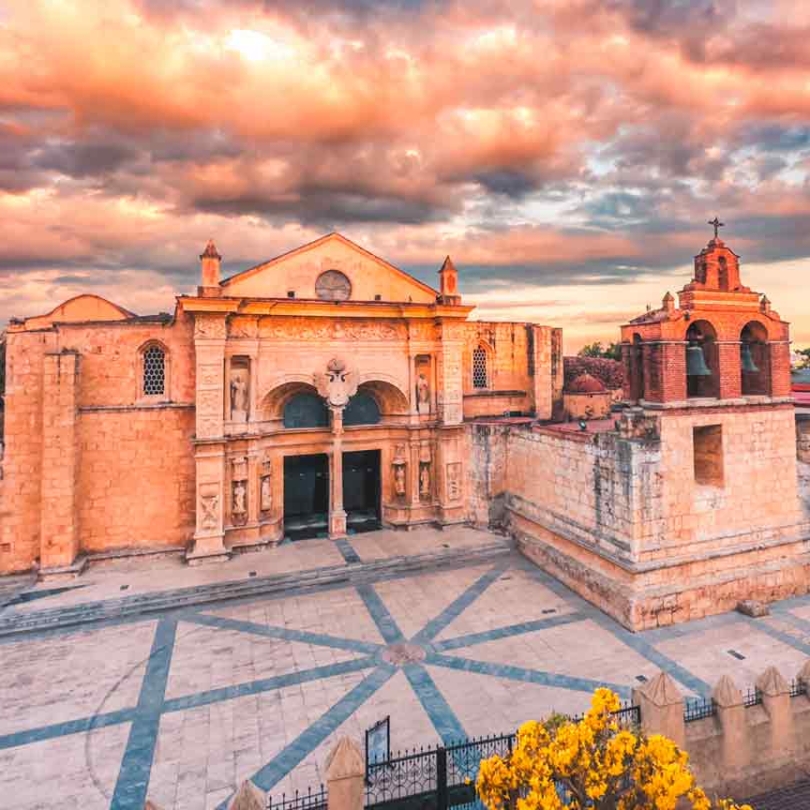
[0,233,561,574]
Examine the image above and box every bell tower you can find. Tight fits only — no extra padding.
[612,222,807,623]
[621,223,791,404]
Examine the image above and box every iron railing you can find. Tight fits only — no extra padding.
[789,679,806,698]
[365,705,640,810]
[684,696,716,722]
[743,687,763,708]
[268,785,328,810]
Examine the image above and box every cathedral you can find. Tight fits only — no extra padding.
[1,230,808,631]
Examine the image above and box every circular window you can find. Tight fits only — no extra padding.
[315,270,352,301]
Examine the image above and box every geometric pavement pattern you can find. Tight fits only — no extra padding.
[4,538,810,810]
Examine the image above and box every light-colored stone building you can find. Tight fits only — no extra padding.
[0,232,561,574]
[2,230,808,632]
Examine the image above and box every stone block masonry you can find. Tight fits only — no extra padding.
[474,401,810,631]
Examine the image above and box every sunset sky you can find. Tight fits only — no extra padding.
[2,0,810,351]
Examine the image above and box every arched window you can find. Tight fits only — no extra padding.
[142,344,166,397]
[283,393,329,429]
[718,256,729,289]
[686,320,719,399]
[472,345,489,389]
[344,392,381,426]
[740,321,770,396]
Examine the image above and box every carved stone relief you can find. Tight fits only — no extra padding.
[259,317,406,342]
[198,364,221,387]
[197,389,222,414]
[228,317,258,338]
[446,462,462,501]
[416,372,430,413]
[194,314,227,340]
[314,357,358,409]
[199,484,220,531]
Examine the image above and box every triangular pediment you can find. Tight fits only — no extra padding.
[220,233,438,304]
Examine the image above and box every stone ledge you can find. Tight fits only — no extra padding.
[79,403,195,413]
[0,540,510,638]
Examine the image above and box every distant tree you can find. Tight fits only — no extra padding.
[564,356,625,391]
[578,341,622,361]
[795,347,810,370]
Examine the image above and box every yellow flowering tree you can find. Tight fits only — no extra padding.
[476,688,750,810]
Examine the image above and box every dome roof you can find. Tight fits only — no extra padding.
[567,373,606,394]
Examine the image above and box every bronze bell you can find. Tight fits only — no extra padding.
[686,344,712,376]
[741,342,760,373]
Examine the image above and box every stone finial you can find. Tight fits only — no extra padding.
[797,659,810,687]
[227,780,266,810]
[438,256,461,304]
[713,674,743,708]
[638,671,683,707]
[200,238,222,260]
[756,666,790,697]
[662,291,675,313]
[200,238,222,289]
[326,737,365,781]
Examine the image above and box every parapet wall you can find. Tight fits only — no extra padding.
[634,664,810,802]
[466,405,810,630]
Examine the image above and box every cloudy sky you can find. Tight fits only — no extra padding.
[2,0,810,351]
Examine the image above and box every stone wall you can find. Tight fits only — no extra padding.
[76,406,196,553]
[466,402,810,630]
[635,665,810,803]
[0,315,196,574]
[461,323,562,420]
[465,423,510,529]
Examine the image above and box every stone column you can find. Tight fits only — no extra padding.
[713,674,750,777]
[756,665,793,757]
[437,321,464,425]
[188,312,230,564]
[632,671,685,748]
[40,350,83,575]
[326,738,365,810]
[769,340,792,399]
[329,406,347,539]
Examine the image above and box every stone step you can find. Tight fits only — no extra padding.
[0,540,510,638]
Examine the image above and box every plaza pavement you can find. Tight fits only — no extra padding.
[2,526,810,809]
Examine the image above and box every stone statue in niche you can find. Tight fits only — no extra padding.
[394,464,406,498]
[419,463,431,500]
[260,475,273,513]
[230,371,249,418]
[314,357,358,408]
[200,492,219,530]
[232,480,247,519]
[416,373,430,412]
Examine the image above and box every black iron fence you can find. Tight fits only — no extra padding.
[267,785,328,810]
[364,703,639,810]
